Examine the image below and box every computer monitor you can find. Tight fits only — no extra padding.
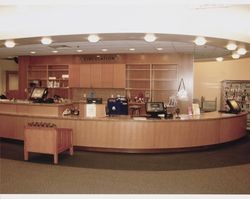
[146,102,165,118]
[226,99,241,114]
[30,87,48,102]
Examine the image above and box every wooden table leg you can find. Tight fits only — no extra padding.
[69,146,74,155]
[54,153,58,164]
[24,150,28,161]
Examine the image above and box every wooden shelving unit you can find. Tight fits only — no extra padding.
[151,64,178,102]
[126,64,178,103]
[27,64,69,99]
[220,80,250,130]
[126,64,151,102]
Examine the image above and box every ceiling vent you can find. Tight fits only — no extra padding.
[49,44,72,50]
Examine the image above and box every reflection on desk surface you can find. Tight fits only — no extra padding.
[133,117,147,120]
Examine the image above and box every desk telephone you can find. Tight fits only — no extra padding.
[62,107,79,116]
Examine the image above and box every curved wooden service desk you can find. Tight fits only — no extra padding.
[0,101,247,153]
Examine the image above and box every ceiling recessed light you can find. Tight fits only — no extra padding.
[76,49,83,52]
[194,36,207,46]
[87,34,100,43]
[4,40,15,48]
[102,48,108,52]
[30,51,36,54]
[144,33,156,42]
[226,42,237,50]
[157,47,163,51]
[237,47,247,55]
[129,48,135,51]
[41,37,52,45]
[216,57,223,62]
[52,50,58,53]
[232,52,240,59]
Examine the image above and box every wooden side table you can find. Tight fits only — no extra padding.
[24,126,73,164]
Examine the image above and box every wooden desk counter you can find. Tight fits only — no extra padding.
[0,101,247,153]
[0,100,73,117]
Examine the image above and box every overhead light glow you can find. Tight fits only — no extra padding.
[226,42,237,50]
[194,36,207,46]
[41,37,52,45]
[5,40,15,48]
[144,33,156,42]
[232,52,240,59]
[52,50,58,53]
[157,47,163,51]
[237,47,247,55]
[101,48,108,52]
[129,48,135,51]
[216,57,223,62]
[87,34,100,43]
[30,51,36,54]
[76,49,83,52]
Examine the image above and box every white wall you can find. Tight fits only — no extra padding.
[0,60,18,95]
[194,57,250,109]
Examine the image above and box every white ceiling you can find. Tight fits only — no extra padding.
[0,35,235,61]
[0,2,249,61]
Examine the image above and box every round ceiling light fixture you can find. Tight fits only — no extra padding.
[237,47,247,55]
[5,40,16,48]
[87,34,100,43]
[41,37,52,45]
[144,33,156,42]
[194,36,207,46]
[226,42,237,51]
[232,52,240,59]
[216,57,223,62]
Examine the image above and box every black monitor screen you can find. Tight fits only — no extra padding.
[226,99,241,114]
[30,87,48,100]
[146,102,164,117]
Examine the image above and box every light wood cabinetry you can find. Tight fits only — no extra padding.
[24,126,73,164]
[27,65,47,88]
[126,64,178,102]
[151,64,178,102]
[126,64,151,101]
[68,64,80,87]
[220,80,250,130]
[102,64,114,88]
[91,64,102,88]
[0,110,247,152]
[69,64,126,88]
[113,64,126,88]
[27,64,69,98]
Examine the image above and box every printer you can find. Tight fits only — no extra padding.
[107,97,128,115]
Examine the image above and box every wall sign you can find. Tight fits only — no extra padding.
[79,54,118,63]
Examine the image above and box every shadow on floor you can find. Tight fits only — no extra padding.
[1,132,250,171]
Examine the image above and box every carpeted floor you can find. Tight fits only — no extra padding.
[1,132,250,194]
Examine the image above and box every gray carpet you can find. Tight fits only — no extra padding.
[1,132,250,194]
